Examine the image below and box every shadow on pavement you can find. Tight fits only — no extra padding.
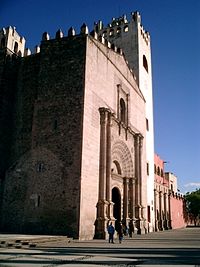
[0,246,200,265]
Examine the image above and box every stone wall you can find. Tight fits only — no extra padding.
[79,36,146,239]
[0,50,19,217]
[0,32,148,239]
[170,193,187,229]
[0,35,87,237]
[0,50,18,179]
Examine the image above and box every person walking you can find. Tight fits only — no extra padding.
[117,222,123,243]
[107,222,115,243]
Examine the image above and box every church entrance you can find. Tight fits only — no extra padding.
[112,187,121,230]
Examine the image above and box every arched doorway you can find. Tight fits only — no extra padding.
[112,187,121,230]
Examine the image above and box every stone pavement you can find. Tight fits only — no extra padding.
[0,227,200,266]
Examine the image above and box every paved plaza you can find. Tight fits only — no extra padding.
[0,227,199,266]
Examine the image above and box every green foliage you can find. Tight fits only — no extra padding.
[185,188,200,224]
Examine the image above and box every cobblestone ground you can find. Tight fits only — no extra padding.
[0,227,200,266]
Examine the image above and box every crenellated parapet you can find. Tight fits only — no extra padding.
[37,23,133,72]
[24,48,31,57]
[140,25,150,46]
[0,26,42,58]
[132,11,150,44]
[94,11,150,46]
[170,190,184,200]
[0,11,148,68]
[0,26,25,56]
[38,23,125,58]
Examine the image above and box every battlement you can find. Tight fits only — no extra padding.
[140,25,150,45]
[1,10,150,61]
[0,23,128,60]
[40,24,125,56]
[94,11,150,45]
[39,24,136,78]
[0,26,25,56]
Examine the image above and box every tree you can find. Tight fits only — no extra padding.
[185,188,200,226]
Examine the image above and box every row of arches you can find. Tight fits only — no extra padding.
[154,164,164,177]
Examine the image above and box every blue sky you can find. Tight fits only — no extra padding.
[1,0,200,193]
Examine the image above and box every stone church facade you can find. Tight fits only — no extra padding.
[0,12,155,240]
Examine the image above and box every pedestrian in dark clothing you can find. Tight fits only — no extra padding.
[107,222,115,243]
[117,222,123,243]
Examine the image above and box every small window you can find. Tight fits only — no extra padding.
[143,55,148,73]
[146,118,149,131]
[154,164,157,174]
[161,169,164,177]
[157,166,160,176]
[14,41,18,53]
[147,162,149,176]
[37,162,44,172]
[120,98,126,124]
[37,195,40,207]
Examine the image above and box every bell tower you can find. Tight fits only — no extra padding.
[95,11,155,232]
[0,26,25,56]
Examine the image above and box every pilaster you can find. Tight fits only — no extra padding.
[123,178,129,223]
[168,192,172,229]
[154,189,159,231]
[98,107,107,201]
[95,107,113,238]
[163,192,168,230]
[106,112,111,202]
[128,178,136,236]
[158,191,163,231]
[134,133,146,234]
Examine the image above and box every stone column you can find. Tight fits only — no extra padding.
[163,192,168,230]
[126,93,129,126]
[139,136,143,206]
[106,112,114,220]
[106,112,111,202]
[129,178,136,218]
[117,85,120,119]
[123,178,129,223]
[95,107,109,239]
[128,178,136,236]
[134,134,145,234]
[168,191,172,229]
[98,107,107,201]
[154,189,158,231]
[165,189,170,228]
[134,134,140,213]
[158,191,163,231]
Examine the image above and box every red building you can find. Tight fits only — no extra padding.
[154,154,187,231]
